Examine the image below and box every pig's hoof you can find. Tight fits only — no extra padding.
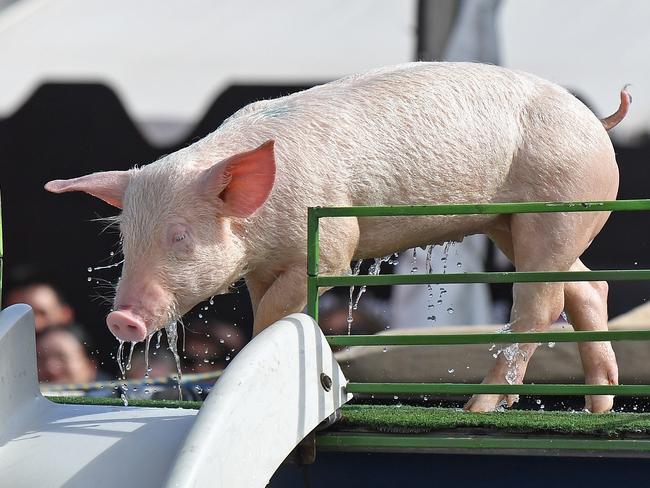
[464,393,520,412]
[464,394,505,412]
[584,394,614,413]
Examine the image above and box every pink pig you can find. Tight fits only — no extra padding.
[46,62,630,412]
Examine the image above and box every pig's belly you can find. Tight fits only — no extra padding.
[353,214,498,259]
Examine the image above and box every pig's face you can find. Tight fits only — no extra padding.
[45,140,275,342]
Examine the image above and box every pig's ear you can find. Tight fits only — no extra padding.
[44,170,131,209]
[202,140,276,218]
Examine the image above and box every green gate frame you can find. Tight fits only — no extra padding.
[307,199,650,453]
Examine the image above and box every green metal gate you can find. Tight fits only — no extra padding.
[308,199,650,452]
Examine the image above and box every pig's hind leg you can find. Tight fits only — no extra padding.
[465,212,603,412]
[563,259,618,412]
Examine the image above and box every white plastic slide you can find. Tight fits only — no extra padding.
[0,305,351,487]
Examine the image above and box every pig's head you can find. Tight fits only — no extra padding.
[45,140,275,342]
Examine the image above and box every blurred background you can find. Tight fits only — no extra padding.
[0,0,649,397]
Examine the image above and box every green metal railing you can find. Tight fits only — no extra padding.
[308,199,650,452]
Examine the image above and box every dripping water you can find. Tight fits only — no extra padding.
[353,255,391,310]
[144,333,153,378]
[346,260,364,335]
[165,321,183,401]
[126,342,136,371]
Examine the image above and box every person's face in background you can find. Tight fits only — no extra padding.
[36,329,96,383]
[6,284,74,332]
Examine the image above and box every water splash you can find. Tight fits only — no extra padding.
[425,245,436,322]
[88,259,125,272]
[144,333,153,378]
[346,260,364,334]
[353,255,391,310]
[410,248,418,273]
[496,344,527,384]
[126,342,136,371]
[116,340,125,377]
[165,321,183,401]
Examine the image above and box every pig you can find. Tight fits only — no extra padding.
[45,62,630,413]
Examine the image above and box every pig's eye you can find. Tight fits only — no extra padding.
[168,224,195,258]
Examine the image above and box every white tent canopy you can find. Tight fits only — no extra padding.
[1,0,648,143]
[0,0,416,131]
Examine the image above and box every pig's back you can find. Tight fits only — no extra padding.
[235,63,543,207]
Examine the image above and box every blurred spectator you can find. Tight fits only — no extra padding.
[184,320,247,371]
[6,281,75,333]
[126,350,177,381]
[319,294,387,338]
[36,327,106,384]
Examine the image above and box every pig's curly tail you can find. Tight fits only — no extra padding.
[601,85,632,131]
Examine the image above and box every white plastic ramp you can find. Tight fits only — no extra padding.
[164,313,352,487]
[0,306,351,488]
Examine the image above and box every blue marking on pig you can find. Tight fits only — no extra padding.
[262,105,292,118]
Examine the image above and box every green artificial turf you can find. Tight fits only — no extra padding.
[47,397,650,438]
[48,396,202,410]
[335,405,650,438]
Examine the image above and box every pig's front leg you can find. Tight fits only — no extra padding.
[249,266,309,336]
[464,281,564,412]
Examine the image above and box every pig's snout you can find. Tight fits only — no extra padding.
[107,309,147,342]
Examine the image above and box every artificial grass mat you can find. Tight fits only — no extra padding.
[335,405,650,438]
[48,397,650,438]
[48,396,203,410]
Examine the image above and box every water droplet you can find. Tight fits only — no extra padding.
[195,385,203,394]
[198,313,203,319]
[219,338,225,344]
[382,347,388,353]
[456,262,462,268]
[116,340,125,377]
[536,399,542,405]
[110,251,115,257]
[393,395,399,401]
[225,355,231,361]
[121,393,129,406]
[209,297,215,306]
[87,277,92,282]
[87,267,93,272]
[447,307,454,314]
[448,368,455,374]
[164,321,183,401]
[548,342,556,349]
[126,342,136,371]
